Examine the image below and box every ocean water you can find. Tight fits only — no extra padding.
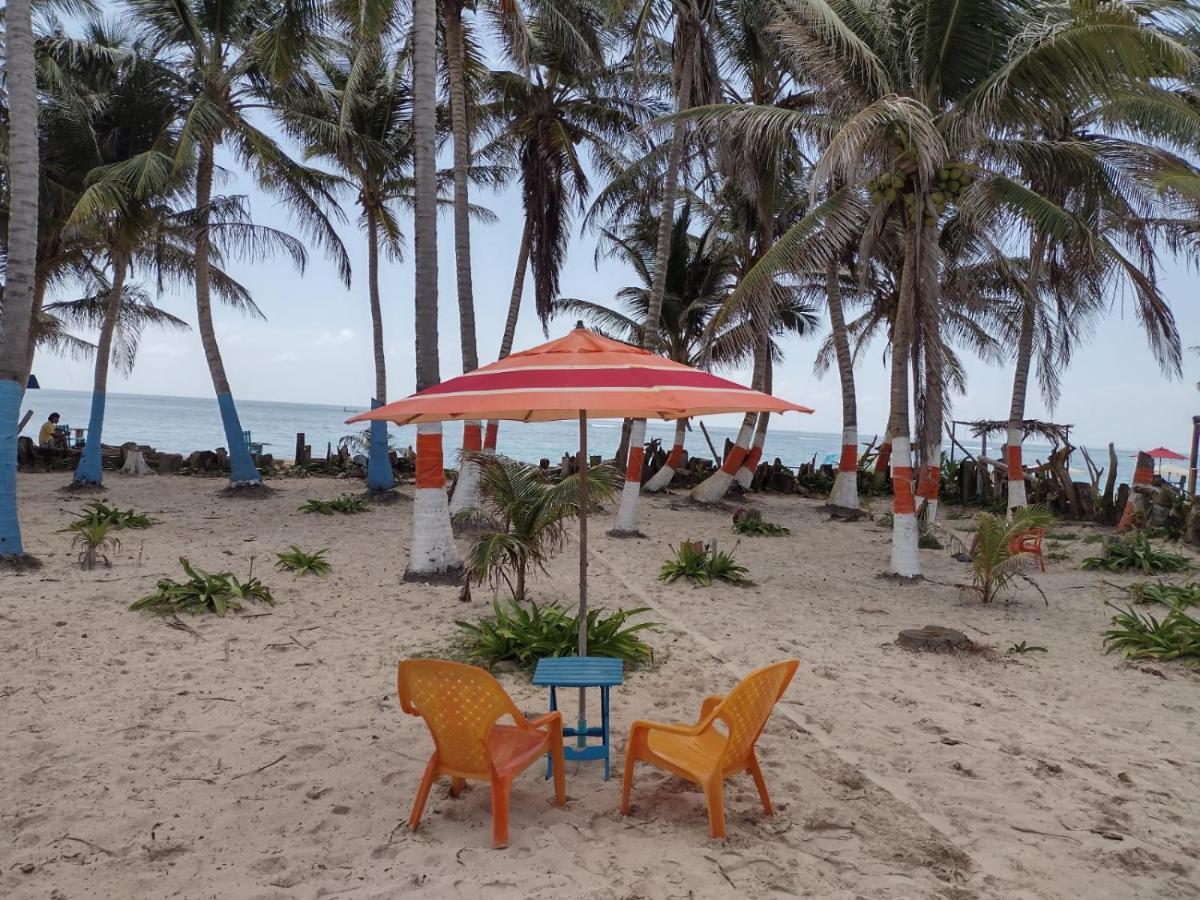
[19,388,1141,484]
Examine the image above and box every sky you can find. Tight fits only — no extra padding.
[29,135,1200,455]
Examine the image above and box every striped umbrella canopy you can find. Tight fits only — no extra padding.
[348,324,813,425]
[348,324,811,736]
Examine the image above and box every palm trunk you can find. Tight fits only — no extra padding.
[916,332,943,529]
[195,142,260,486]
[692,332,763,503]
[484,217,532,453]
[826,258,859,508]
[73,256,129,487]
[22,276,48,387]
[444,0,482,515]
[1006,237,1042,514]
[644,418,687,492]
[0,0,39,558]
[364,203,395,491]
[611,33,696,536]
[735,339,772,489]
[408,0,461,577]
[888,224,921,577]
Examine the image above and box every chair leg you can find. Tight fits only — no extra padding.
[449,777,466,798]
[491,777,511,849]
[621,751,637,815]
[549,731,566,806]
[409,756,439,832]
[703,775,727,840]
[748,753,773,816]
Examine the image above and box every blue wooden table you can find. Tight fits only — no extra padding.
[532,656,624,780]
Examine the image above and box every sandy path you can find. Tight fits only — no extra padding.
[595,491,1200,900]
[3,474,987,900]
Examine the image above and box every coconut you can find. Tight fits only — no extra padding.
[884,187,897,203]
[871,190,884,205]
[949,166,962,179]
[923,214,936,227]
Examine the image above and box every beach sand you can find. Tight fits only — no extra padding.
[2,473,1198,899]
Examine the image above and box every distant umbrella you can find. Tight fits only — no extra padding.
[1146,446,1187,461]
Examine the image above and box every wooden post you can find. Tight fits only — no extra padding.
[699,421,721,465]
[1189,416,1200,497]
[294,433,305,465]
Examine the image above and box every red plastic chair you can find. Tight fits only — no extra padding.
[398,659,566,848]
[1009,527,1046,571]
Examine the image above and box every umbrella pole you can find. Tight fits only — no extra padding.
[577,411,588,748]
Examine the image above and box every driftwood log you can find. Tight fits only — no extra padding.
[897,626,972,653]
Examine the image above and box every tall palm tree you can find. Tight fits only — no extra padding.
[131,0,349,489]
[408,0,462,577]
[288,36,411,492]
[471,3,640,464]
[611,0,719,535]
[0,0,39,561]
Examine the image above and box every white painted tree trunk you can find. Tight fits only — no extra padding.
[408,423,462,576]
[734,414,767,489]
[890,436,920,577]
[828,426,859,508]
[644,419,686,492]
[610,419,646,535]
[120,450,155,477]
[448,420,482,515]
[1006,423,1026,514]
[692,417,753,503]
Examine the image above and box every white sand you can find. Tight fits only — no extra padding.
[2,474,1198,899]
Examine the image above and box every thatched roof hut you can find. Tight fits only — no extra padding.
[961,419,1072,445]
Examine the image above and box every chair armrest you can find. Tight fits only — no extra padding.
[698,695,724,722]
[629,718,704,739]
[527,710,563,732]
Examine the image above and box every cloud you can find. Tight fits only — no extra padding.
[142,342,188,357]
[316,328,356,347]
[271,352,299,363]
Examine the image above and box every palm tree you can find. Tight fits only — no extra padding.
[287,36,411,493]
[0,0,39,561]
[554,205,743,489]
[458,454,617,601]
[471,5,642,461]
[132,0,349,489]
[408,0,462,577]
[611,0,719,534]
[689,0,1198,574]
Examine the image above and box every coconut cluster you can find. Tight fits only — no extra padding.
[866,159,974,227]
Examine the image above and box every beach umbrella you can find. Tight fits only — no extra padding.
[348,324,812,727]
[1146,447,1187,474]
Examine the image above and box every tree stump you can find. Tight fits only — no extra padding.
[897,626,972,653]
[120,450,155,477]
[733,507,761,526]
[157,453,183,475]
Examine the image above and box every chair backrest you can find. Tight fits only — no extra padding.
[397,659,517,775]
[710,659,798,769]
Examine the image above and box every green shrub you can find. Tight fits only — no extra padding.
[1128,581,1200,607]
[876,511,894,528]
[1103,603,1200,660]
[659,542,748,586]
[300,495,369,515]
[1082,533,1192,575]
[733,518,790,536]
[457,599,658,670]
[68,500,157,531]
[73,522,120,570]
[131,558,275,617]
[918,532,943,550]
[275,546,331,577]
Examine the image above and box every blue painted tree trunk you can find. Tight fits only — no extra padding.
[217,392,261,485]
[72,391,107,486]
[367,398,394,491]
[0,380,26,556]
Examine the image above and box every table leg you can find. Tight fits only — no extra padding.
[545,685,557,780]
[601,686,611,781]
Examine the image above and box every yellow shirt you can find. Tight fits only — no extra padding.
[39,421,56,445]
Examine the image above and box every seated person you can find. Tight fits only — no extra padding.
[38,412,68,449]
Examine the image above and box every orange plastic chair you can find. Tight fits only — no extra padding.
[621,659,799,839]
[397,659,566,848]
[1009,527,1046,571]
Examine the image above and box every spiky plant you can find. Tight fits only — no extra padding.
[73,522,121,570]
[966,506,1054,603]
[131,558,274,617]
[455,455,618,601]
[275,546,331,577]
